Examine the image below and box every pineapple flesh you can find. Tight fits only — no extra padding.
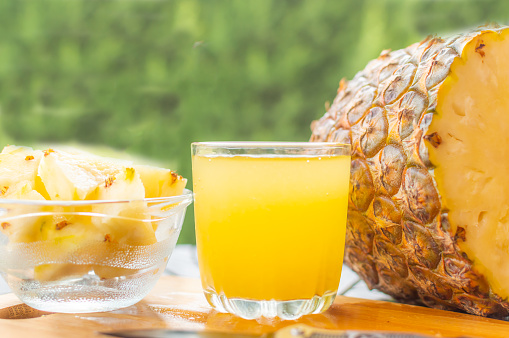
[134,164,187,199]
[311,25,509,317]
[0,145,187,282]
[0,181,46,243]
[0,145,49,199]
[38,148,127,200]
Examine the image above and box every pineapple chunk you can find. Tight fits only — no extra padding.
[34,223,98,282]
[91,167,155,278]
[0,145,187,282]
[35,215,104,281]
[92,167,155,246]
[38,148,128,200]
[94,167,145,202]
[38,214,102,242]
[35,264,93,281]
[2,180,46,201]
[134,165,187,198]
[0,145,49,199]
[0,181,46,243]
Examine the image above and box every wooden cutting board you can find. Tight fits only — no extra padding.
[1,276,509,338]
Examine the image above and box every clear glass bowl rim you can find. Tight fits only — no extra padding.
[0,189,193,206]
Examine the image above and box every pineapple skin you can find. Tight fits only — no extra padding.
[310,25,509,317]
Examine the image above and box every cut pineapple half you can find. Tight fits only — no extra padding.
[310,25,509,317]
[428,29,509,299]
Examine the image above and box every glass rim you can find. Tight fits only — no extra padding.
[0,189,193,206]
[191,141,350,150]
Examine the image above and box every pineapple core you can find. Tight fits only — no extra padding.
[428,29,509,298]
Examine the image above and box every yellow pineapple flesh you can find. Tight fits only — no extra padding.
[134,164,187,198]
[0,146,187,282]
[429,29,509,301]
[311,25,509,317]
[0,145,49,199]
[0,181,46,243]
[38,148,126,200]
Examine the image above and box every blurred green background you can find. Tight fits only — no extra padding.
[0,0,507,243]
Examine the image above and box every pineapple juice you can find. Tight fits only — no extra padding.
[193,153,350,302]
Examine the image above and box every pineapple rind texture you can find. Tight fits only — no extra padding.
[311,25,509,317]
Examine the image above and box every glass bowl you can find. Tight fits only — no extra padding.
[0,189,193,313]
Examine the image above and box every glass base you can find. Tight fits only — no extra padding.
[203,289,337,320]
[5,262,166,313]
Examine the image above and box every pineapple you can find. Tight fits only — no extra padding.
[0,147,49,243]
[91,167,155,246]
[134,165,187,198]
[310,25,509,317]
[0,181,46,243]
[0,145,49,199]
[35,215,104,281]
[0,146,187,281]
[38,148,127,200]
[91,167,157,278]
[37,150,153,279]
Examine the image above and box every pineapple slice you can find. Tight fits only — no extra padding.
[0,145,186,281]
[0,181,46,243]
[0,145,49,199]
[92,167,155,278]
[92,167,155,246]
[0,180,91,281]
[35,215,104,281]
[134,165,187,198]
[2,180,45,201]
[38,148,129,200]
[34,264,93,281]
[94,167,145,203]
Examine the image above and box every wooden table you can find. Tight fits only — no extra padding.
[1,276,509,338]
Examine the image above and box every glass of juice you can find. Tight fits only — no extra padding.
[191,142,351,320]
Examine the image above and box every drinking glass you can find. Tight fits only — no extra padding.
[191,142,350,320]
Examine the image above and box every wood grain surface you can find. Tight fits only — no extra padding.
[1,276,509,338]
